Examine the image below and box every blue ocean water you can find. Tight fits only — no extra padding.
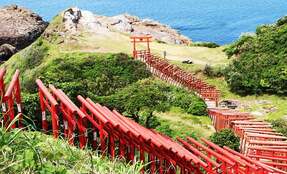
[1,0,287,45]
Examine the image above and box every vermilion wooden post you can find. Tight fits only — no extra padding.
[149,154,156,174]
[109,134,115,159]
[140,147,145,174]
[158,159,164,174]
[128,144,135,162]
[7,97,15,128]
[38,89,48,132]
[36,79,59,138]
[14,79,23,128]
[0,68,6,108]
[92,127,98,150]
[3,70,21,129]
[51,104,59,138]
[67,111,75,145]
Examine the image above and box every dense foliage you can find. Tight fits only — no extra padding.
[203,64,225,78]
[96,78,207,129]
[224,16,287,95]
[209,129,240,151]
[0,128,142,174]
[5,39,151,97]
[270,118,287,137]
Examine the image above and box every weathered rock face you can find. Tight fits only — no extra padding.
[61,8,191,45]
[0,5,48,60]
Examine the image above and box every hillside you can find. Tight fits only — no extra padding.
[2,5,287,174]
[3,7,214,140]
[0,128,142,174]
[168,16,287,121]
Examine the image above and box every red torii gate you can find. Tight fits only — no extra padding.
[130,35,152,58]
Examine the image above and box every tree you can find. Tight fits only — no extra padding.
[97,79,169,128]
[209,129,240,151]
[224,16,287,95]
[96,78,208,128]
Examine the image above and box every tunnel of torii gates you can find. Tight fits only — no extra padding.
[0,36,286,174]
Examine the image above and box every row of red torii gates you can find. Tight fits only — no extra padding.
[0,36,286,173]
[130,35,287,172]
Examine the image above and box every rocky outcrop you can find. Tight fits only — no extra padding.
[0,5,48,60]
[103,14,191,44]
[61,8,191,45]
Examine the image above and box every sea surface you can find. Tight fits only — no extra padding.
[1,0,287,45]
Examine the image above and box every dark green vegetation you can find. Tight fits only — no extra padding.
[203,64,225,78]
[97,78,207,129]
[0,127,142,174]
[210,129,240,151]
[191,42,220,48]
[270,118,287,137]
[224,16,287,95]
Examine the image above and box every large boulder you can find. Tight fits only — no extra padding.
[59,8,191,45]
[0,5,48,60]
[100,14,191,45]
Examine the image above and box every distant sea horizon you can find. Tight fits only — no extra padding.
[1,0,287,45]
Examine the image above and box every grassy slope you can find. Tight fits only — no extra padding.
[156,107,215,139]
[171,60,287,120]
[0,128,142,174]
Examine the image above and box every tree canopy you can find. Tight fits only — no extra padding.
[224,16,287,95]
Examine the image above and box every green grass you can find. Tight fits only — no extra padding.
[155,107,215,139]
[0,127,142,174]
[166,60,287,121]
[205,77,287,120]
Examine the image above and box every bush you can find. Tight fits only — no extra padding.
[170,88,207,116]
[188,101,207,116]
[224,16,287,95]
[21,93,41,128]
[270,118,287,137]
[96,79,208,129]
[209,129,240,151]
[203,64,225,77]
[96,79,169,127]
[156,122,174,137]
[191,42,220,48]
[277,16,287,26]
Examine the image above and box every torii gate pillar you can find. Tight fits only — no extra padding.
[130,35,152,58]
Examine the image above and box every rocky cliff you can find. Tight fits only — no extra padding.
[0,5,48,60]
[45,7,191,46]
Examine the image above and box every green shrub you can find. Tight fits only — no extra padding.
[156,122,174,137]
[209,129,240,151]
[96,79,207,129]
[203,64,225,77]
[21,93,41,128]
[188,101,207,116]
[270,118,287,137]
[277,16,287,26]
[170,88,207,116]
[191,42,220,48]
[96,79,170,127]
